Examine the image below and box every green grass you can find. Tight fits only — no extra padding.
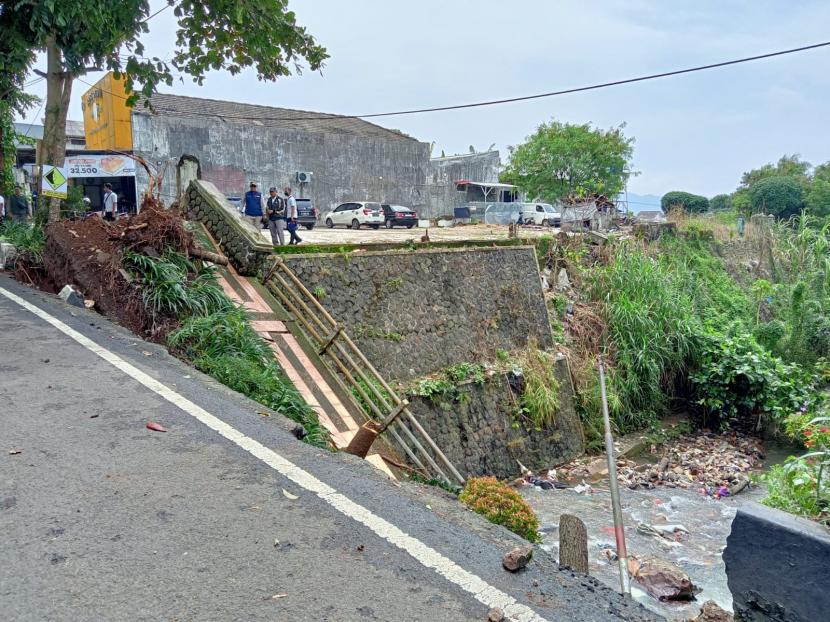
[0,220,45,264]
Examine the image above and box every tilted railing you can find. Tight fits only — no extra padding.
[262,256,465,488]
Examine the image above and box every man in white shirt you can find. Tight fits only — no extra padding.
[284,185,301,245]
[102,183,118,221]
[0,193,5,220]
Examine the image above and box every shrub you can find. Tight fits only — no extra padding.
[689,329,818,430]
[749,176,804,218]
[0,219,45,264]
[661,191,709,214]
[515,348,559,428]
[459,476,541,542]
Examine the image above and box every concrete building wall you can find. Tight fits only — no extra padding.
[419,151,502,219]
[132,113,431,213]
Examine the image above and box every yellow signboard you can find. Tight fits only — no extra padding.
[41,165,68,199]
[81,72,134,151]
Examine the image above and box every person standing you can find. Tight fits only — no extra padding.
[243,182,264,228]
[0,192,5,221]
[266,186,286,246]
[284,185,301,245]
[9,185,29,224]
[102,183,118,221]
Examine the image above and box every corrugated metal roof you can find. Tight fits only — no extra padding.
[138,93,419,142]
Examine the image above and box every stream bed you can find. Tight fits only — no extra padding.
[523,478,767,620]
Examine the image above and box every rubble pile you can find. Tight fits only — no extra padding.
[551,432,763,497]
[41,199,193,337]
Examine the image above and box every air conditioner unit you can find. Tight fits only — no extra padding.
[296,171,312,184]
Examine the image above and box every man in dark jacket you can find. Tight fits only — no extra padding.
[9,185,30,224]
[266,186,286,246]
[242,182,264,228]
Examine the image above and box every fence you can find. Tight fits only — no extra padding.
[262,256,465,488]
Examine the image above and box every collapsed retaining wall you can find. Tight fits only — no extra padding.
[725,502,830,622]
[184,180,273,275]
[284,247,553,380]
[285,247,584,476]
[405,356,584,479]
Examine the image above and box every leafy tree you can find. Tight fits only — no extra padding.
[0,9,39,194]
[661,191,709,214]
[731,188,751,214]
[740,154,811,190]
[749,176,804,218]
[4,1,328,220]
[709,193,732,212]
[501,119,635,203]
[806,179,830,218]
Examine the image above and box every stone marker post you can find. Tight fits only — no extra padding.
[559,513,589,574]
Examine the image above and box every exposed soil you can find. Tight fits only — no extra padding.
[39,199,193,340]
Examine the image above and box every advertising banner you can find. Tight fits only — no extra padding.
[65,154,136,178]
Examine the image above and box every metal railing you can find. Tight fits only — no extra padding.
[262,257,465,488]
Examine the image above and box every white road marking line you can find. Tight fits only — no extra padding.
[0,285,550,622]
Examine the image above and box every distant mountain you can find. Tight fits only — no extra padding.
[618,192,662,213]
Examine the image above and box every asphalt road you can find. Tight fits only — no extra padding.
[0,274,659,622]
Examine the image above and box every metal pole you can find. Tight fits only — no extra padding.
[598,356,631,595]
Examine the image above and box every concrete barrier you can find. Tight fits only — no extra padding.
[184,180,273,276]
[724,501,830,621]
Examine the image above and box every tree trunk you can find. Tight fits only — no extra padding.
[42,36,73,223]
[558,513,589,574]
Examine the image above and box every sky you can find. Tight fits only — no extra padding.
[16,0,830,198]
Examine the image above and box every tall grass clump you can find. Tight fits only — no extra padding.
[591,244,698,430]
[124,249,232,321]
[515,347,560,429]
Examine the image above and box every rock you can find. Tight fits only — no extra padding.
[0,242,17,269]
[689,600,733,622]
[629,556,696,601]
[557,268,570,289]
[502,545,533,572]
[58,284,85,308]
[487,608,505,622]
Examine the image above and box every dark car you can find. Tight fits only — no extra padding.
[381,204,417,229]
[295,198,318,230]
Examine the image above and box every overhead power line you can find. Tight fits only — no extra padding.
[79,39,830,123]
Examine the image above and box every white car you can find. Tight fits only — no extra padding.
[519,203,560,226]
[323,201,385,229]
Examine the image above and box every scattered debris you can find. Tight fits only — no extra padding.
[636,523,689,541]
[273,538,280,547]
[282,489,298,501]
[688,600,733,622]
[628,556,697,601]
[145,422,167,432]
[557,268,571,289]
[502,545,533,572]
[264,594,287,600]
[573,482,594,495]
[487,608,506,622]
[556,432,764,496]
[9,449,22,455]
[90,414,99,419]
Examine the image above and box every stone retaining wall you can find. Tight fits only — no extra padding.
[405,356,584,478]
[284,246,553,380]
[184,180,273,276]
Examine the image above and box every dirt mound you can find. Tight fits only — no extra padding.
[43,203,193,338]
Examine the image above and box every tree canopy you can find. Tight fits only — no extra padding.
[709,194,732,212]
[1,0,327,217]
[501,120,635,204]
[749,176,804,218]
[661,191,709,214]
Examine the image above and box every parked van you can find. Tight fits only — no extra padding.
[519,203,560,226]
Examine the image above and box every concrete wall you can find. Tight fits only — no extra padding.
[132,113,431,214]
[184,180,273,276]
[283,247,553,380]
[724,502,830,621]
[406,356,584,478]
[420,151,502,219]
